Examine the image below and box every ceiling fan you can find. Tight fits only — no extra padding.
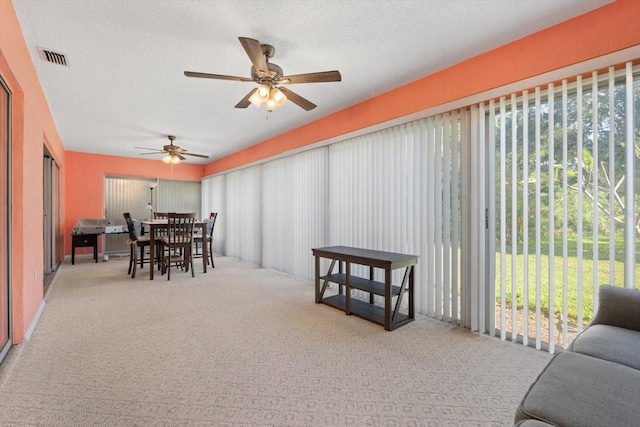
[184,37,341,112]
[135,135,209,164]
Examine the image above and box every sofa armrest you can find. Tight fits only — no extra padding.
[591,285,640,332]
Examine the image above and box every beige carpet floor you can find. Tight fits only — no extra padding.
[0,255,550,426]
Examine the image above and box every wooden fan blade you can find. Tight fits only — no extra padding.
[280,70,342,84]
[135,146,164,152]
[182,152,210,159]
[278,86,316,111]
[184,71,252,82]
[238,37,269,77]
[139,152,164,156]
[235,88,258,108]
[176,153,186,161]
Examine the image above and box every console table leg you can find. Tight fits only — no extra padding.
[345,262,351,315]
[315,255,320,303]
[384,268,392,330]
[409,266,415,319]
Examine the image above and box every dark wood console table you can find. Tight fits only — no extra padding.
[312,246,418,331]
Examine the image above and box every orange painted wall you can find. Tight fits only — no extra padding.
[204,0,640,176]
[1,0,66,343]
[64,151,204,256]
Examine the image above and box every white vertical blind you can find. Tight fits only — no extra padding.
[510,94,518,342]
[485,62,638,352]
[201,174,226,254]
[324,114,464,321]
[498,97,507,340]
[224,166,262,265]
[534,86,542,350]
[487,100,497,338]
[608,68,616,288]
[576,75,584,334]
[624,62,636,289]
[547,82,555,354]
[561,79,569,348]
[591,72,599,314]
[328,129,412,292]
[522,90,530,347]
[262,148,328,280]
[470,105,479,331]
[157,179,201,214]
[459,110,472,329]
[103,176,158,253]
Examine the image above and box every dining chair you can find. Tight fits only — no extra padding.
[125,238,138,278]
[123,212,151,273]
[160,212,196,280]
[151,212,172,269]
[193,212,218,268]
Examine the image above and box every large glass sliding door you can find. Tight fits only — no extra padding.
[487,62,639,353]
[0,77,11,364]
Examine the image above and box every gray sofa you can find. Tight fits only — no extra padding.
[515,285,640,427]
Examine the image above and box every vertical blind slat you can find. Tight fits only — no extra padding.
[624,62,636,289]
[576,76,584,334]
[562,79,569,348]
[591,72,599,314]
[499,97,507,341]
[522,90,530,347]
[534,86,542,350]
[510,93,518,342]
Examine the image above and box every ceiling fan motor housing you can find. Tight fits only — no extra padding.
[251,63,283,83]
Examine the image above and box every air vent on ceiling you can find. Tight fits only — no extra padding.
[37,47,68,66]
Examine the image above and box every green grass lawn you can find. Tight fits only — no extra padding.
[495,247,639,326]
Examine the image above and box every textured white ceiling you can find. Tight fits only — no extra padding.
[13,0,611,164]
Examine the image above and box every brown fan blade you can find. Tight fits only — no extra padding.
[176,153,186,161]
[280,70,342,84]
[181,152,210,159]
[139,152,164,156]
[278,86,316,111]
[135,146,164,152]
[184,71,252,82]
[238,37,269,77]
[235,88,258,108]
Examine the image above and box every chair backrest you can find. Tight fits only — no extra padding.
[123,212,137,240]
[167,212,196,245]
[207,212,218,238]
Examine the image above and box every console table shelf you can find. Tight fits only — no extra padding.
[319,273,403,296]
[312,246,418,331]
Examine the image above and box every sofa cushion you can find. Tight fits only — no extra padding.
[570,324,640,370]
[515,351,640,427]
[591,285,640,332]
[515,420,554,427]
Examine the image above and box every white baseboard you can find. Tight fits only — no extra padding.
[23,300,46,341]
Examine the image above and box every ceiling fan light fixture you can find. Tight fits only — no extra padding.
[266,87,287,111]
[249,84,270,107]
[164,154,181,164]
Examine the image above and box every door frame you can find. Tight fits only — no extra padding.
[0,75,12,364]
